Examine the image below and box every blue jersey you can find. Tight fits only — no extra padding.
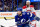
[15,12,35,24]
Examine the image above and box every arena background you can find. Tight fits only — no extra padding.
[0,0,40,19]
[0,0,40,27]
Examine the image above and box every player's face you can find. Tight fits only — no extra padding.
[26,2,30,6]
[17,11,22,15]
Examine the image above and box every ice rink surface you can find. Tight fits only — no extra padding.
[0,19,40,27]
[0,19,17,27]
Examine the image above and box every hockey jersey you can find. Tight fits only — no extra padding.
[15,12,35,24]
[22,5,36,15]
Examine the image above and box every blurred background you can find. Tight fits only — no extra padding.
[0,0,40,12]
[0,0,17,12]
[0,0,40,27]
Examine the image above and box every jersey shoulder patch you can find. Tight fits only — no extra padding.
[22,12,26,15]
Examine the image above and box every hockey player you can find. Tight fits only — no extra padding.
[22,1,36,15]
[15,8,36,27]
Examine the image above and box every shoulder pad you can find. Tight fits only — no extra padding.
[30,5,34,7]
[22,5,27,9]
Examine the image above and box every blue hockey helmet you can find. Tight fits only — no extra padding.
[17,8,22,11]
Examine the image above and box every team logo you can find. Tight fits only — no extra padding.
[21,18,26,24]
